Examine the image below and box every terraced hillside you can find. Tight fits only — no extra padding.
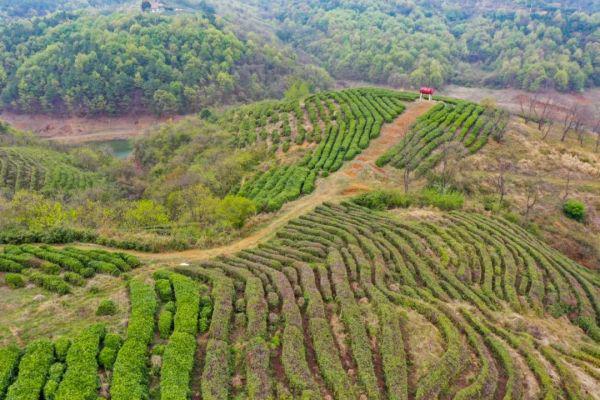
[233,88,418,211]
[1,202,598,400]
[233,89,504,212]
[0,245,141,294]
[377,100,509,176]
[0,147,99,195]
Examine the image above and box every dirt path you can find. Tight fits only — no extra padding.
[80,101,435,264]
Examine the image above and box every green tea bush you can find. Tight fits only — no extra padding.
[155,279,173,302]
[160,332,197,400]
[63,272,84,287]
[99,333,122,371]
[53,338,71,362]
[5,339,54,400]
[0,345,21,399]
[96,300,118,316]
[111,280,157,400]
[351,190,412,210]
[0,258,24,273]
[563,199,586,222]
[418,189,464,210]
[170,274,200,335]
[42,362,64,400]
[27,272,70,295]
[158,310,173,339]
[55,324,105,400]
[5,273,25,288]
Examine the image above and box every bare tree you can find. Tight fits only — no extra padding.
[541,119,554,140]
[561,102,582,142]
[534,97,553,131]
[524,178,542,220]
[527,95,538,124]
[573,106,591,146]
[563,169,572,201]
[495,159,511,205]
[436,142,467,193]
[517,94,537,124]
[403,168,411,193]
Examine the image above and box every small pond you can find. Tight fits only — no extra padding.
[92,139,134,159]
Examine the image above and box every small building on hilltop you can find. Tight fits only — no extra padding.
[142,1,168,13]
[419,87,435,101]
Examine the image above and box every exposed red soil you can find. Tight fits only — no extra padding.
[0,111,182,143]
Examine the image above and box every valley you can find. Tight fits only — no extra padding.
[0,1,598,399]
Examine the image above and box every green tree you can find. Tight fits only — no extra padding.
[153,90,179,116]
[216,195,256,228]
[284,80,311,101]
[554,69,569,91]
[123,200,170,229]
[4,191,74,230]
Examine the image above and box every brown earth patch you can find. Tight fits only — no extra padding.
[0,111,181,144]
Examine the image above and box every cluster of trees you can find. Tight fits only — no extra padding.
[244,0,599,92]
[0,11,329,116]
[0,0,121,18]
[0,114,269,248]
[517,94,599,148]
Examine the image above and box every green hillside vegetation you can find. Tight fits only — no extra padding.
[0,11,329,116]
[0,0,123,18]
[0,147,100,195]
[0,245,141,294]
[0,122,101,196]
[377,100,509,176]
[216,0,599,91]
[234,87,417,211]
[1,202,598,399]
[0,88,511,252]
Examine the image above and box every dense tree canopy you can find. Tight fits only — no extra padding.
[0,11,330,116]
[228,0,599,92]
[0,0,122,18]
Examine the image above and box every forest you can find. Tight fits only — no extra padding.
[223,0,599,91]
[0,1,599,400]
[0,0,598,116]
[0,11,329,116]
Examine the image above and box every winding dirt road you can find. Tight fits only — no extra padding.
[80,100,436,265]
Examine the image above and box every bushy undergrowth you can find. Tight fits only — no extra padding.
[351,189,464,211]
[563,199,586,222]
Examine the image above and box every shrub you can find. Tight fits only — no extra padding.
[351,190,412,210]
[55,324,105,400]
[5,273,25,289]
[160,332,197,400]
[53,338,71,362]
[111,280,157,400]
[99,333,122,371]
[96,300,118,316]
[0,345,21,399]
[563,199,585,222]
[155,279,173,302]
[158,310,173,339]
[5,339,54,400]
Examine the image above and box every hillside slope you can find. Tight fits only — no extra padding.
[211,0,599,92]
[0,11,330,116]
